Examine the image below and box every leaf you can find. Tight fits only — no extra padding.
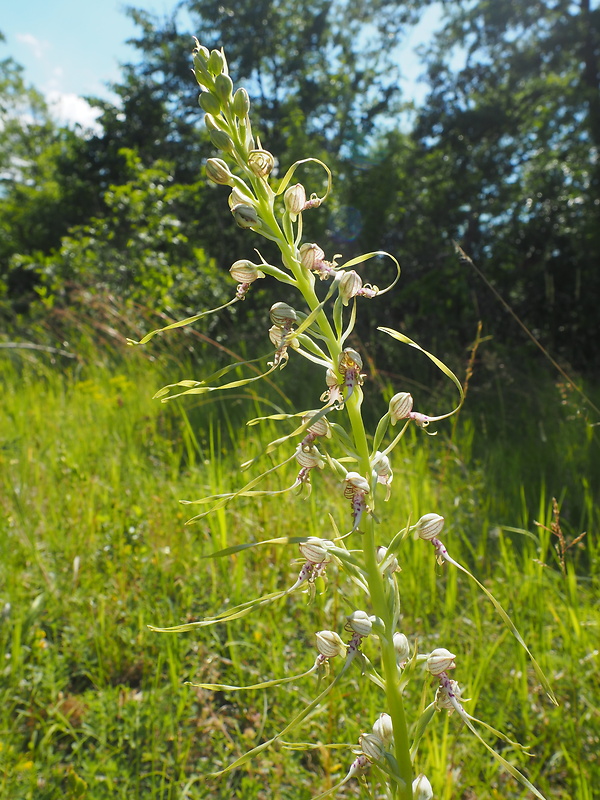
[378,327,464,420]
[127,298,238,346]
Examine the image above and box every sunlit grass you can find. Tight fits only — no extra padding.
[0,344,598,798]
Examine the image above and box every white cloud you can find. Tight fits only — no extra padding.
[16,33,49,60]
[47,91,102,132]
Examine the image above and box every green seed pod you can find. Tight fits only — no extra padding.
[198,91,221,115]
[214,73,234,103]
[209,130,234,153]
[232,87,250,118]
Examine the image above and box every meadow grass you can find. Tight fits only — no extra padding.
[0,341,598,799]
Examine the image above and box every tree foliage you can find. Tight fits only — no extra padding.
[1,3,600,370]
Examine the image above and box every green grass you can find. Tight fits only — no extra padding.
[0,341,598,799]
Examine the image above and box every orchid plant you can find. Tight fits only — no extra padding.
[130,42,558,800]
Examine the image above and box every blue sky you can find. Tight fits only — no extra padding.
[2,1,441,128]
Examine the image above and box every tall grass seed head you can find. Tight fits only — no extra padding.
[427,648,456,675]
[414,513,445,541]
[315,630,346,658]
[389,391,413,425]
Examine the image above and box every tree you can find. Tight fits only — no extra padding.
[404,0,600,367]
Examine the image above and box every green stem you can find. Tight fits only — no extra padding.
[346,397,413,799]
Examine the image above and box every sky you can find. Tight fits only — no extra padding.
[1,0,442,129]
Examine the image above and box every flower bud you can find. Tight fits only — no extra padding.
[414,513,445,541]
[198,91,222,115]
[204,113,220,132]
[359,732,385,761]
[232,87,251,118]
[338,270,363,306]
[231,203,259,229]
[412,774,434,800]
[344,472,370,495]
[207,48,225,76]
[192,44,212,87]
[299,242,325,271]
[299,537,331,564]
[377,546,400,575]
[302,411,331,438]
[346,610,373,637]
[269,302,297,327]
[389,392,413,425]
[315,630,346,658]
[371,451,392,479]
[205,157,234,186]
[228,187,255,209]
[284,183,306,217]
[372,713,394,746]
[210,129,234,153]
[393,632,410,663]
[214,73,233,103]
[295,444,324,469]
[248,149,275,178]
[229,260,265,284]
[426,648,456,676]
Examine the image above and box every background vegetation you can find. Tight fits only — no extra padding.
[1,1,599,797]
